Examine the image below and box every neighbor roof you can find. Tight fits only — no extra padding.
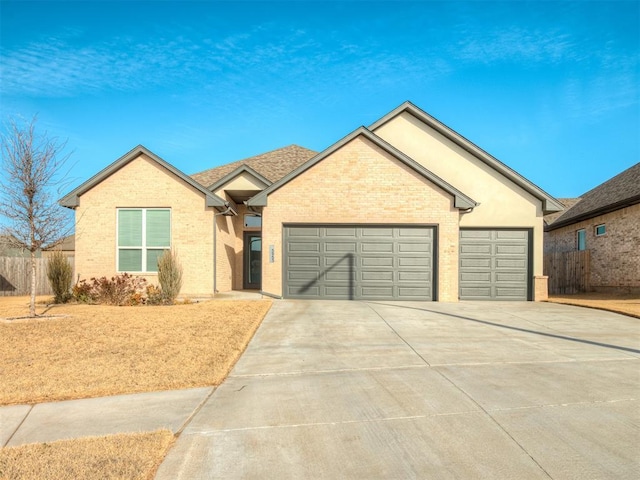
[370,101,564,214]
[44,234,75,251]
[59,145,229,210]
[191,145,317,188]
[543,198,582,226]
[248,127,478,209]
[546,162,640,231]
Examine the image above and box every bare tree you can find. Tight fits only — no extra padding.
[0,116,72,316]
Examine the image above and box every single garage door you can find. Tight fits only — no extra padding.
[459,229,531,300]
[284,225,434,300]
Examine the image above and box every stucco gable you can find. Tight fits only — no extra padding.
[248,127,477,209]
[59,145,229,210]
[370,102,563,214]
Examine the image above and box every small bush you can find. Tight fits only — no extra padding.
[46,251,73,303]
[157,249,183,304]
[145,284,164,305]
[73,274,148,306]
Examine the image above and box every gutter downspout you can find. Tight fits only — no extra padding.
[213,205,234,294]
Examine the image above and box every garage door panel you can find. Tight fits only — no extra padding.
[495,258,527,269]
[460,272,491,282]
[460,244,492,254]
[460,287,492,298]
[325,243,357,252]
[398,242,431,253]
[287,227,320,237]
[460,258,491,268]
[460,230,490,240]
[324,227,357,237]
[496,272,527,282]
[361,242,394,253]
[496,230,528,240]
[361,228,394,237]
[459,229,530,301]
[398,256,430,267]
[287,256,320,267]
[361,271,394,281]
[496,244,527,255]
[284,226,434,300]
[398,271,431,282]
[496,287,527,298]
[287,270,317,281]
[361,286,394,298]
[361,256,394,267]
[398,228,433,238]
[398,287,432,297]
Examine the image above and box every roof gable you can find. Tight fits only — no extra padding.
[546,162,640,230]
[208,164,272,192]
[59,145,229,210]
[370,101,563,214]
[248,127,478,209]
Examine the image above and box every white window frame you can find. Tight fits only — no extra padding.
[595,224,606,236]
[117,208,171,273]
[576,229,586,251]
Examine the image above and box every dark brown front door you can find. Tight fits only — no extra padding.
[243,232,262,289]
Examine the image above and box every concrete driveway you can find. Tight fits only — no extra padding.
[156,300,640,479]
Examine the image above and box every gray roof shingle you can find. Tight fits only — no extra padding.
[546,162,640,230]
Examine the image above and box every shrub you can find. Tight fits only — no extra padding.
[46,251,73,303]
[157,249,183,304]
[72,274,148,306]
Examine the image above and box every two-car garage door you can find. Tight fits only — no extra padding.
[284,225,434,300]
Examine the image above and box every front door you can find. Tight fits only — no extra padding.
[243,233,262,290]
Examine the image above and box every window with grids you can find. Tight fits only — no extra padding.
[117,209,170,272]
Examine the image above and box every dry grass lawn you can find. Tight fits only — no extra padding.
[548,292,640,319]
[0,296,272,405]
[0,429,174,480]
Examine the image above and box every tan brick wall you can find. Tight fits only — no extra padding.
[544,203,640,289]
[262,136,460,300]
[75,154,216,296]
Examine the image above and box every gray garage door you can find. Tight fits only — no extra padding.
[284,225,434,300]
[459,229,531,300]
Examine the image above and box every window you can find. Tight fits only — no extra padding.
[117,209,170,272]
[595,224,606,236]
[576,229,586,251]
[244,214,262,228]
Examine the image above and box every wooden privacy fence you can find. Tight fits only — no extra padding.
[0,256,75,296]
[544,250,590,295]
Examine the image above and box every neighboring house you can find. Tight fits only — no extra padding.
[545,162,640,293]
[60,101,562,301]
[42,234,76,258]
[0,235,40,258]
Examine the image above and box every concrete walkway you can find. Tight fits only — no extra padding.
[156,300,640,479]
[1,387,212,447]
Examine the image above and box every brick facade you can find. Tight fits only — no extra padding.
[544,203,640,291]
[262,136,460,300]
[75,154,216,296]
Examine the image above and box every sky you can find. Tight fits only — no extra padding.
[1,0,639,200]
